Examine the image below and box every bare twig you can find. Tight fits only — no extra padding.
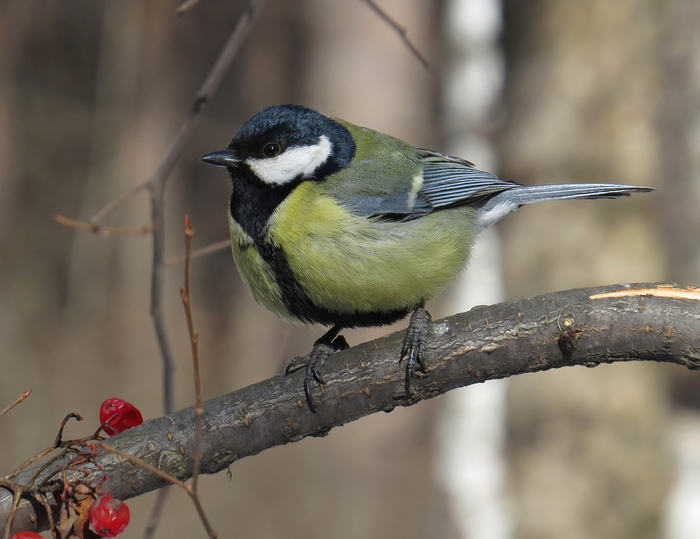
[179,216,204,492]
[141,488,170,539]
[99,444,217,538]
[53,215,152,236]
[175,0,203,15]
[99,445,189,490]
[361,0,431,70]
[0,478,61,538]
[87,0,266,227]
[0,390,31,421]
[149,181,176,416]
[0,414,109,537]
[166,239,230,265]
[6,414,85,481]
[86,184,150,225]
[142,216,216,539]
[54,414,84,447]
[33,492,56,539]
[4,491,21,539]
[29,451,71,488]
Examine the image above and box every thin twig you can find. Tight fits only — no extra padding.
[149,180,176,416]
[0,390,31,421]
[179,216,203,493]
[175,0,202,15]
[31,451,71,488]
[7,447,59,482]
[361,0,431,70]
[87,0,266,227]
[6,414,83,481]
[1,417,116,536]
[98,445,189,491]
[0,479,61,538]
[141,488,170,539]
[190,495,216,539]
[98,444,218,538]
[4,491,21,539]
[166,239,230,265]
[87,183,150,225]
[34,492,56,539]
[54,215,153,236]
[54,414,84,447]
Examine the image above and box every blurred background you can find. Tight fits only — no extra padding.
[0,0,699,537]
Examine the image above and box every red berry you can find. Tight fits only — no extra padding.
[88,495,130,538]
[11,533,43,539]
[99,398,143,436]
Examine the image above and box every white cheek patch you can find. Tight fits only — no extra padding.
[245,135,333,186]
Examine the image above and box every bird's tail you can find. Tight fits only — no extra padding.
[476,183,656,231]
[498,183,655,205]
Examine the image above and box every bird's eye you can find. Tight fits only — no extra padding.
[263,143,281,157]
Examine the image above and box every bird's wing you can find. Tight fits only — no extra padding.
[416,149,519,210]
[338,149,518,221]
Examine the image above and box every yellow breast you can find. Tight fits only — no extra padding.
[264,182,477,318]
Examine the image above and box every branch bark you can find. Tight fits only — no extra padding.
[3,283,700,535]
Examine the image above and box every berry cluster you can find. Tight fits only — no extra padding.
[9,397,143,538]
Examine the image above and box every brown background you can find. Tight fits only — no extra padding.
[0,1,699,538]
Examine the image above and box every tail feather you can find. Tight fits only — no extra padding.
[498,183,655,204]
[476,183,656,231]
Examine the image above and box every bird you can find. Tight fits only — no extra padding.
[201,104,655,412]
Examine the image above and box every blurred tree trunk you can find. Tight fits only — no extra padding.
[498,2,669,538]
[656,2,700,536]
[656,0,700,414]
[657,1,700,288]
[432,1,511,538]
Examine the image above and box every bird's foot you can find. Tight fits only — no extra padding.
[399,306,432,394]
[285,325,349,413]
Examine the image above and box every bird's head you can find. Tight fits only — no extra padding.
[201,104,356,186]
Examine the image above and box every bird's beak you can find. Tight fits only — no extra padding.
[200,150,240,168]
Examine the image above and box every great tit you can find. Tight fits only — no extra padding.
[201,104,654,412]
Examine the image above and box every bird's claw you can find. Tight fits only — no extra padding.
[399,307,431,394]
[286,331,348,413]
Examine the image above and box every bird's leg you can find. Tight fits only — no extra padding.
[285,325,349,413]
[399,305,432,393]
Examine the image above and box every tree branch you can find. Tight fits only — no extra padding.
[3,283,699,534]
[361,0,432,70]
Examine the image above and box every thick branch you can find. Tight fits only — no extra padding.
[3,283,700,534]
